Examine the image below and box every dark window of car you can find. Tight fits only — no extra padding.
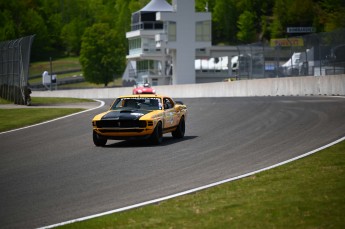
[111,98,162,110]
[163,98,173,109]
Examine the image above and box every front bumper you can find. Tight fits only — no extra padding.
[92,119,155,139]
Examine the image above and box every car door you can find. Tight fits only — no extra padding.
[162,97,178,130]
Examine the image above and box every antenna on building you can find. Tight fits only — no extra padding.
[205,2,209,12]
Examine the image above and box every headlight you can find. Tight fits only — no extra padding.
[152,89,156,93]
[138,90,142,94]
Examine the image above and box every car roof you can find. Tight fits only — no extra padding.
[118,94,168,99]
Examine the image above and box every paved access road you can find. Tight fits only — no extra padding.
[1,97,345,228]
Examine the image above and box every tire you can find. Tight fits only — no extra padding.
[172,117,185,138]
[150,122,163,145]
[93,130,107,147]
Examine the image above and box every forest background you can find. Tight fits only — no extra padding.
[1,0,344,84]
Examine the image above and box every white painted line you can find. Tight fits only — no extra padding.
[37,135,345,229]
[0,100,105,135]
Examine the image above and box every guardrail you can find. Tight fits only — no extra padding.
[32,75,345,99]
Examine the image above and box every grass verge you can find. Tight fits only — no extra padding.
[58,140,345,229]
[0,97,11,104]
[29,57,81,77]
[0,97,94,132]
[30,97,94,105]
[0,108,84,132]
[0,97,94,105]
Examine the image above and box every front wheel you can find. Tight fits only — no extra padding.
[93,130,107,146]
[172,117,185,138]
[150,122,163,145]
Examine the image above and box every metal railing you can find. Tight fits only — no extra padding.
[234,29,345,79]
[131,21,164,31]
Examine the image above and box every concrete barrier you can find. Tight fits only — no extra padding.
[32,75,345,99]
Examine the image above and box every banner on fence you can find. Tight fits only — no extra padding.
[270,38,304,47]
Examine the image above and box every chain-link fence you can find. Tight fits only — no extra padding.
[235,29,345,79]
[0,35,35,105]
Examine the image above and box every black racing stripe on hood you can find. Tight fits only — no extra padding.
[101,110,151,121]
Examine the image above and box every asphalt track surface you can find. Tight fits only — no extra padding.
[1,97,345,229]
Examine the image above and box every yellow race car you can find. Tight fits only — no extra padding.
[92,94,187,146]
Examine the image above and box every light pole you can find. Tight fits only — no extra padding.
[49,57,53,91]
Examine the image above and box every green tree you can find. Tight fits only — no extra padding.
[21,8,50,60]
[129,0,149,13]
[195,0,215,12]
[212,0,238,44]
[286,0,315,26]
[80,23,125,86]
[2,0,345,62]
[271,0,288,38]
[61,19,87,55]
[38,0,64,49]
[88,0,115,25]
[59,0,97,55]
[271,0,316,38]
[0,10,16,41]
[316,0,345,32]
[0,1,48,46]
[115,0,132,36]
[237,10,256,43]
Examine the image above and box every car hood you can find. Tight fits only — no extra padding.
[101,109,152,121]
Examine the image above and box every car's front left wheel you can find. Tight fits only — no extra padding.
[93,130,107,146]
[150,122,163,145]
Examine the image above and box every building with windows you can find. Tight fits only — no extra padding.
[124,0,213,85]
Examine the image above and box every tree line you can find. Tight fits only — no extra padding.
[1,0,344,85]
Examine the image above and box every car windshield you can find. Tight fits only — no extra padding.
[111,97,162,111]
[135,83,151,88]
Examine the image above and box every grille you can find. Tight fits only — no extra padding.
[99,129,144,133]
[96,120,147,128]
